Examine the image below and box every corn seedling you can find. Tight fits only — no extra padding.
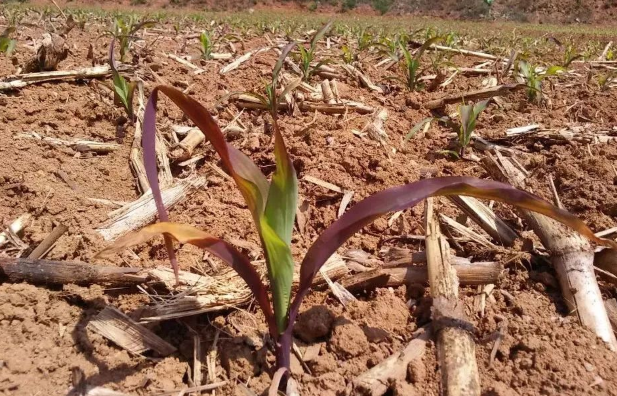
[356,27,374,51]
[199,30,213,59]
[517,60,564,103]
[98,81,616,390]
[389,36,442,91]
[597,72,616,91]
[109,40,136,120]
[229,43,299,123]
[457,100,489,157]
[341,44,355,64]
[107,14,156,61]
[562,43,583,67]
[297,21,333,81]
[0,27,16,56]
[374,34,402,61]
[406,100,487,157]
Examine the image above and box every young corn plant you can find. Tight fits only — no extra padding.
[97,88,617,392]
[390,36,442,91]
[0,27,16,56]
[374,34,401,62]
[356,27,374,51]
[341,44,355,64]
[199,30,214,59]
[597,71,616,91]
[405,100,487,158]
[234,43,299,122]
[109,40,136,120]
[107,14,156,61]
[296,21,332,81]
[562,43,583,68]
[456,100,489,157]
[517,60,564,103]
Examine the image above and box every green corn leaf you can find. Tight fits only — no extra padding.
[414,36,443,61]
[459,103,473,137]
[310,21,333,53]
[262,101,298,332]
[260,220,295,332]
[273,41,296,87]
[0,36,16,55]
[544,65,565,77]
[129,20,157,36]
[518,60,529,76]
[406,117,433,141]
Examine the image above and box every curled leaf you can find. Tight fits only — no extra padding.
[287,176,617,331]
[96,222,276,336]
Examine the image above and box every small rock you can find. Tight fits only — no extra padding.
[247,134,260,151]
[294,305,334,343]
[7,356,33,374]
[488,381,521,396]
[329,317,369,359]
[407,359,426,385]
[393,379,420,396]
[519,336,542,352]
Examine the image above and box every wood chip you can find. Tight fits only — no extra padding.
[302,343,322,362]
[0,213,31,248]
[303,175,344,193]
[97,176,207,241]
[87,306,176,356]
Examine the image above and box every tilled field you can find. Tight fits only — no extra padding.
[1,6,617,396]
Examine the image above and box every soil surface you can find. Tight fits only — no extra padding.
[1,7,617,396]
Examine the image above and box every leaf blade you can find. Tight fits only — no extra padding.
[96,222,276,336]
[288,176,617,330]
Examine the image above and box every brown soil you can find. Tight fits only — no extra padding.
[2,7,617,396]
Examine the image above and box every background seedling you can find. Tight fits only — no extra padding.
[224,42,299,124]
[296,21,333,81]
[199,30,213,59]
[517,60,564,102]
[109,40,136,120]
[389,36,442,91]
[0,27,17,56]
[457,99,489,157]
[106,14,156,61]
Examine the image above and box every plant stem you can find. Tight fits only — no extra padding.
[275,332,292,390]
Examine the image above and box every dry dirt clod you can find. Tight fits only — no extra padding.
[293,305,335,343]
[23,33,69,73]
[329,317,370,359]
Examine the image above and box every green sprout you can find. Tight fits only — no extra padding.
[374,34,402,62]
[389,36,442,91]
[356,27,374,51]
[517,60,564,103]
[297,21,333,81]
[0,27,17,56]
[456,100,489,157]
[241,43,299,123]
[109,40,136,120]
[406,99,488,158]
[341,44,355,64]
[597,72,616,91]
[107,14,156,62]
[562,43,583,68]
[199,30,213,59]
